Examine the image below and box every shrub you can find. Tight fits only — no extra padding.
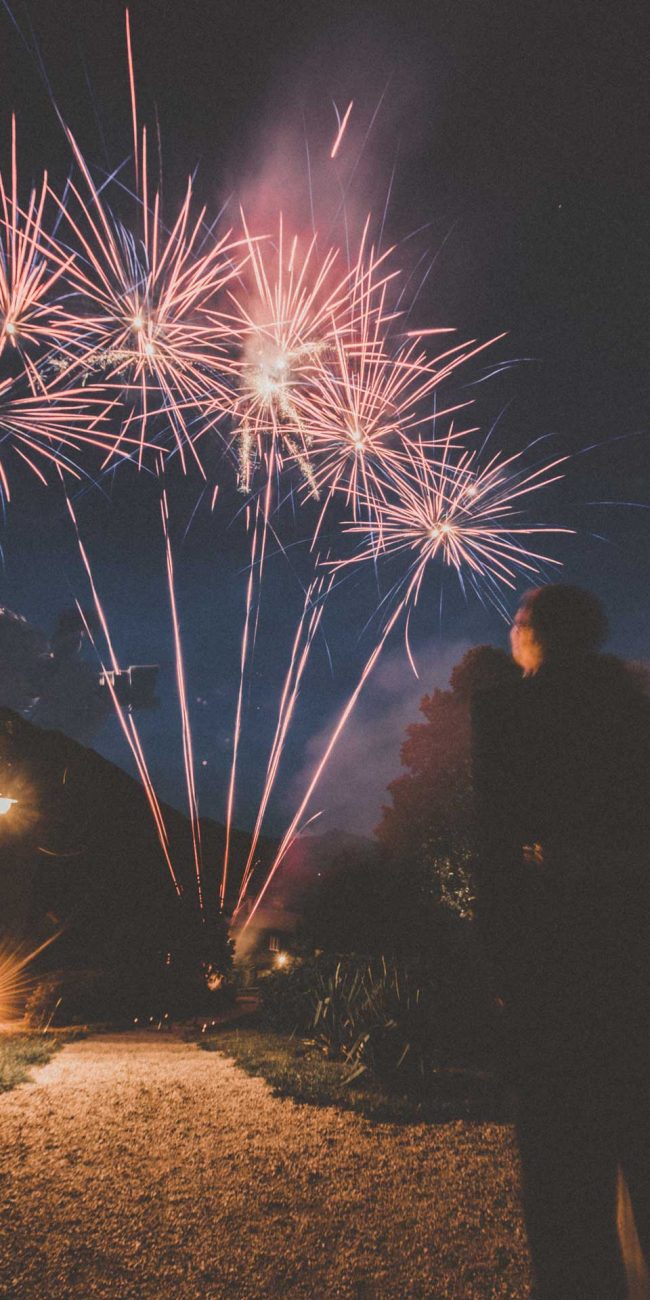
[258,951,495,1092]
[0,1033,64,1093]
[311,956,439,1089]
[25,969,122,1026]
[257,955,325,1033]
[25,962,236,1026]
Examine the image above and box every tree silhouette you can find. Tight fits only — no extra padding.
[376,646,519,920]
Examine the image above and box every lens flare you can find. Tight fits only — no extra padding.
[0,931,61,1023]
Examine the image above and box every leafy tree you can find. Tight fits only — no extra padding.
[376,646,519,921]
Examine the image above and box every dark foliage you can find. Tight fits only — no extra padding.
[197,1027,504,1123]
[0,1032,67,1093]
[0,708,266,1011]
[376,646,518,878]
[26,955,236,1026]
[257,955,325,1033]
[259,948,497,1091]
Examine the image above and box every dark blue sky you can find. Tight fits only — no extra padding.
[0,0,648,833]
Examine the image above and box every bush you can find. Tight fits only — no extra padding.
[311,956,439,1089]
[257,955,325,1033]
[25,963,236,1026]
[25,969,119,1026]
[258,951,496,1093]
[0,1032,65,1093]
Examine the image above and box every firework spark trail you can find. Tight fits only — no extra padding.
[159,475,204,912]
[330,101,354,160]
[217,229,335,900]
[233,571,329,917]
[63,489,182,896]
[124,9,139,191]
[220,458,297,914]
[0,375,137,499]
[220,504,261,910]
[47,120,246,470]
[241,593,405,932]
[0,116,78,383]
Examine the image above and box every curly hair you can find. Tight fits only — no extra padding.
[517,584,609,658]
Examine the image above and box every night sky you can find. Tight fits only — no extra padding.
[0,0,648,836]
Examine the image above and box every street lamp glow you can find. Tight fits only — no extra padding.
[276,951,289,968]
[0,797,17,816]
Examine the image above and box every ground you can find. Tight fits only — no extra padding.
[0,1031,531,1299]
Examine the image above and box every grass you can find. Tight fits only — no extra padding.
[0,1031,70,1094]
[195,1024,506,1124]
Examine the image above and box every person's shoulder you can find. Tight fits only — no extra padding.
[582,653,650,704]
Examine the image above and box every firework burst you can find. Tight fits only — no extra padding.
[0,118,77,385]
[340,430,575,615]
[295,260,493,529]
[214,214,397,496]
[0,374,133,498]
[0,8,581,939]
[47,126,245,471]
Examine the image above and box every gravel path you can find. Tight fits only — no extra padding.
[0,1032,530,1299]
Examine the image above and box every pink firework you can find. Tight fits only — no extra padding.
[0,374,132,498]
[340,430,575,610]
[0,118,78,384]
[49,139,246,470]
[212,213,397,496]
[295,252,494,527]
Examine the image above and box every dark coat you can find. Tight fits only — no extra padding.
[471,654,650,1080]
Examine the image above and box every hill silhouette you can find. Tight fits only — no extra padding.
[0,708,276,978]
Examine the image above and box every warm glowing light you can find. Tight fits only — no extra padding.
[0,796,16,816]
[276,951,289,968]
[4,321,16,337]
[244,346,292,409]
[0,931,60,1021]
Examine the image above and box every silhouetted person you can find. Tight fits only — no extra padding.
[472,584,650,1299]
